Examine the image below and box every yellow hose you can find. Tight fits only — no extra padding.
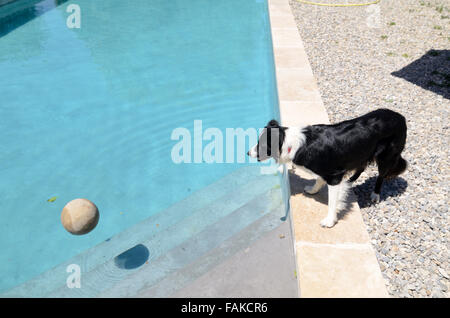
[294,0,380,7]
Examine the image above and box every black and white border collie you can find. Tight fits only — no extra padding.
[248,108,407,228]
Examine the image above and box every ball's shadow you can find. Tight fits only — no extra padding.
[114,244,150,270]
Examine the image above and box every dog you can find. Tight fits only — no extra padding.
[247,108,407,228]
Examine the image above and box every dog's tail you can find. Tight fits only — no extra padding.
[386,155,407,178]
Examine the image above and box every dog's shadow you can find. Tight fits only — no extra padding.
[288,171,408,219]
[353,176,408,208]
[289,172,353,221]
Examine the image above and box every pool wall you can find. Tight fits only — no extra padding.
[1,0,292,297]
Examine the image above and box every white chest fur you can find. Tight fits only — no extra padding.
[278,127,306,164]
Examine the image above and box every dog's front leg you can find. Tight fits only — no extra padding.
[304,177,326,194]
[320,183,341,228]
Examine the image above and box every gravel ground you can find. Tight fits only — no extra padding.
[289,0,449,297]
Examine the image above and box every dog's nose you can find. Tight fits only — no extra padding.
[247,150,250,156]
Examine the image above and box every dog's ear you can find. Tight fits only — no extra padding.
[261,120,284,162]
[266,119,280,128]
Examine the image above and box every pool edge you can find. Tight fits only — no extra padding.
[267,0,389,298]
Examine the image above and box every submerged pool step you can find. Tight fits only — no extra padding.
[47,175,282,297]
[103,190,286,297]
[97,188,284,297]
[2,165,282,297]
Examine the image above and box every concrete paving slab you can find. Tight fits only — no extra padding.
[297,243,388,298]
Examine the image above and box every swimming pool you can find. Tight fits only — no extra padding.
[0,0,289,296]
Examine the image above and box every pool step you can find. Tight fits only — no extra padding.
[2,165,284,297]
[109,196,286,297]
[57,187,284,297]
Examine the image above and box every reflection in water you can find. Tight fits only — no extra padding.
[0,0,68,37]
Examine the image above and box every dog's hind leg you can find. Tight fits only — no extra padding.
[372,158,390,202]
[371,176,383,202]
[304,177,326,194]
[372,152,395,203]
[372,155,407,203]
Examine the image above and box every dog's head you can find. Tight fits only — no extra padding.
[247,119,286,162]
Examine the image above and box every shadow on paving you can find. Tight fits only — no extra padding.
[289,170,408,211]
[392,49,450,100]
[288,171,353,220]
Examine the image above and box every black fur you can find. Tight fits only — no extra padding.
[255,108,407,197]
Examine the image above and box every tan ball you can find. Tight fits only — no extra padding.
[61,199,99,235]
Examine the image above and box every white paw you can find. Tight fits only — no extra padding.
[320,216,337,228]
[370,192,380,203]
[304,185,319,195]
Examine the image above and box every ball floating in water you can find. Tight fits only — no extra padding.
[61,198,99,235]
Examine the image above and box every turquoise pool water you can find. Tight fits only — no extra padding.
[0,0,286,296]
